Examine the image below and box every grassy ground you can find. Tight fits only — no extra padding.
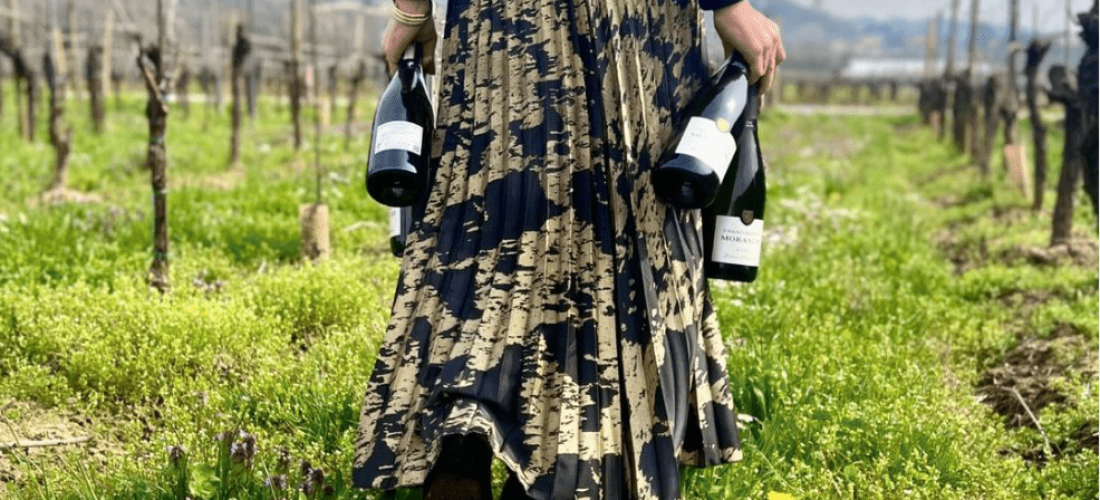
[0,86,1095,500]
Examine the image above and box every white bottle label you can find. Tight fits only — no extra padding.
[712,215,763,267]
[389,207,403,238]
[374,121,424,155]
[675,117,737,183]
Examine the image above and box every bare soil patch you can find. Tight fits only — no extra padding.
[935,231,988,276]
[976,325,1099,463]
[0,402,120,492]
[936,229,1098,276]
[931,198,1099,465]
[32,188,105,207]
[976,332,1075,428]
[1002,239,1100,269]
[182,168,247,191]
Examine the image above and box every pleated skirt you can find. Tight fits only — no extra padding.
[353,0,742,498]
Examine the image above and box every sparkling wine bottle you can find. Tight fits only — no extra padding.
[653,53,751,209]
[388,206,413,257]
[366,44,433,207]
[703,83,765,282]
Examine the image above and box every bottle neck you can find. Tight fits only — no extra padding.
[717,52,750,84]
[741,85,760,123]
[398,45,422,91]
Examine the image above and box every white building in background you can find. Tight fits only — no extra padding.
[839,58,998,82]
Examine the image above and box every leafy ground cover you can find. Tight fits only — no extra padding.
[0,86,1095,499]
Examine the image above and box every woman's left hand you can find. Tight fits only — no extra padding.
[713,1,785,93]
[383,0,438,75]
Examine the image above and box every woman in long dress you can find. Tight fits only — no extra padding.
[353,0,784,498]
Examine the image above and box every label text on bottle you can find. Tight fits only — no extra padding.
[375,121,424,155]
[712,215,763,267]
[675,117,737,182]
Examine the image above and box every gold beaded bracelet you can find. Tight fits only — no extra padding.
[393,2,431,26]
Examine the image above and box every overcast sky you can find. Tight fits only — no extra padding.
[789,0,1094,35]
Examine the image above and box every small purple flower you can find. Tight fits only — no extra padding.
[264,474,289,490]
[276,447,292,472]
[166,445,186,465]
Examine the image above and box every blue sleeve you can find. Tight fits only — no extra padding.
[698,0,743,10]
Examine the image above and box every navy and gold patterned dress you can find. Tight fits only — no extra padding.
[354,0,742,498]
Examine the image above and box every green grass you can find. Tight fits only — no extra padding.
[0,84,1095,500]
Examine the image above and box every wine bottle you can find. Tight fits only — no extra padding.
[366,43,434,207]
[653,53,751,209]
[703,83,765,282]
[389,206,413,257]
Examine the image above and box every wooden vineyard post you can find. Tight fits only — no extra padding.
[1048,66,1083,245]
[1077,1,1098,216]
[138,0,177,294]
[921,11,946,138]
[1001,0,1022,175]
[0,54,5,124]
[965,0,981,160]
[111,70,122,111]
[43,51,72,195]
[1025,40,1051,210]
[86,45,105,133]
[66,0,78,95]
[920,79,947,140]
[944,0,961,143]
[221,13,235,115]
[0,10,6,122]
[326,64,338,127]
[0,58,5,124]
[0,35,36,142]
[951,71,972,154]
[50,28,67,101]
[199,67,215,123]
[1065,0,1073,67]
[345,59,365,150]
[278,62,289,114]
[1004,144,1031,196]
[300,0,329,262]
[101,11,113,119]
[978,76,1001,179]
[246,0,258,121]
[246,62,260,121]
[229,23,250,167]
[928,94,944,137]
[868,82,881,103]
[290,0,303,151]
[8,0,24,139]
[175,66,191,118]
[299,203,331,262]
[345,9,366,149]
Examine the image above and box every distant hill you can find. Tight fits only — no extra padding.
[748,0,1030,71]
[100,0,1061,74]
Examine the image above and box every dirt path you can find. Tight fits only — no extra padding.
[776,103,915,117]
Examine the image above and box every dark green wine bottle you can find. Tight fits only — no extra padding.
[702,84,765,282]
[366,43,433,207]
[653,53,751,209]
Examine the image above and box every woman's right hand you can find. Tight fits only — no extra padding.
[383,0,438,75]
[712,1,785,93]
